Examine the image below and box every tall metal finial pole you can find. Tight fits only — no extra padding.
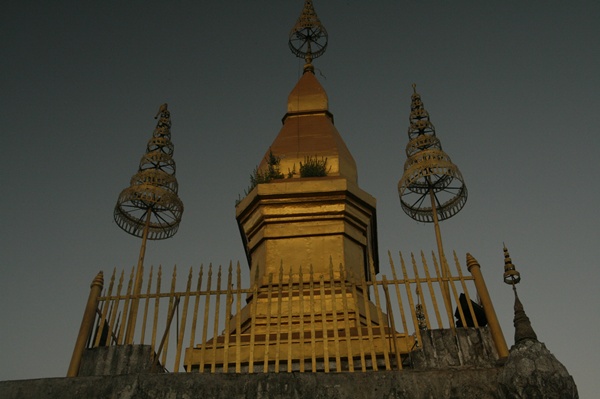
[503,245,537,343]
[398,85,468,308]
[114,104,184,344]
[289,0,328,73]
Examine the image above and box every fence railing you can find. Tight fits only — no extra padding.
[68,251,507,376]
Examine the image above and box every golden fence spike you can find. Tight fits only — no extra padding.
[298,265,306,373]
[420,251,441,328]
[382,276,401,370]
[369,258,391,370]
[118,267,135,345]
[274,263,285,373]
[161,265,178,367]
[308,264,317,372]
[151,265,162,352]
[318,274,330,372]
[248,265,259,373]
[430,252,455,330]
[140,265,154,345]
[339,263,354,372]
[263,272,274,373]
[235,261,242,373]
[223,262,234,373]
[389,252,409,339]
[187,264,203,372]
[211,265,223,373]
[329,261,342,371]
[359,268,377,370]
[400,253,421,347]
[349,273,367,371]
[173,267,193,372]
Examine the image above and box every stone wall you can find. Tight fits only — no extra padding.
[0,369,502,399]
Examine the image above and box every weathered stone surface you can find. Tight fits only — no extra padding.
[410,328,498,369]
[0,368,503,399]
[498,339,578,399]
[79,345,160,376]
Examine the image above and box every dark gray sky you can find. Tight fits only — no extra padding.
[1,1,598,396]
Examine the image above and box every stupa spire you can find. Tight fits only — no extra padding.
[503,245,538,343]
[289,0,328,72]
[398,85,468,305]
[113,103,184,344]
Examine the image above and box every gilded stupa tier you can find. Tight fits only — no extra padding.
[257,69,358,184]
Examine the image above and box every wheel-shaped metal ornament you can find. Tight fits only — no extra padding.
[114,104,183,240]
[288,0,328,61]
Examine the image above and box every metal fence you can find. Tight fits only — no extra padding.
[71,250,505,375]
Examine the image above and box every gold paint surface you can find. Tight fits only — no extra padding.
[258,72,358,183]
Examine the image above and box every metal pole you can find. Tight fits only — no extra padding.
[466,253,509,359]
[67,271,104,377]
[428,187,453,315]
[125,209,152,344]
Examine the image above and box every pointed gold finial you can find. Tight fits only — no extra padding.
[412,83,417,94]
[289,0,328,72]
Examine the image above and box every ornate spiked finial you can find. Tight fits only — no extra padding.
[501,246,538,343]
[114,104,184,240]
[398,85,468,222]
[289,0,328,71]
[503,244,521,285]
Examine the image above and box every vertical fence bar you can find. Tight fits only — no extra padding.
[223,263,233,373]
[151,266,162,352]
[107,270,125,346]
[210,265,222,373]
[388,253,409,341]
[339,264,354,372]
[431,253,455,330]
[235,262,242,373]
[274,265,284,373]
[199,264,212,373]
[248,266,259,373]
[420,252,442,328]
[308,265,317,372]
[187,265,203,372]
[298,266,306,373]
[140,266,154,345]
[382,276,401,370]
[154,295,180,372]
[369,261,391,371]
[319,274,330,372]
[161,266,177,367]
[286,267,294,372]
[412,254,431,330]
[329,262,342,372]
[118,267,135,344]
[263,272,274,373]
[400,253,422,346]
[174,267,193,372]
[359,273,377,370]
[449,257,469,329]
[350,279,367,371]
[67,272,104,377]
